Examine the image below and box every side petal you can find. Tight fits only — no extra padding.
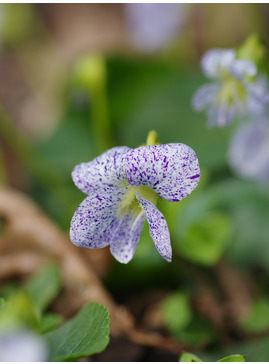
[229,59,257,79]
[192,83,220,111]
[110,210,146,264]
[136,192,172,262]
[201,49,235,79]
[72,146,130,194]
[70,186,128,249]
[124,144,200,202]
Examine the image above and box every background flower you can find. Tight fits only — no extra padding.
[0,330,48,362]
[192,48,269,127]
[228,118,269,181]
[125,3,188,52]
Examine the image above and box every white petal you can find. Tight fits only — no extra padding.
[192,83,220,111]
[201,49,236,79]
[72,146,130,195]
[229,59,257,79]
[208,101,236,128]
[124,144,200,202]
[70,186,129,249]
[125,3,188,52]
[0,330,48,362]
[136,192,172,262]
[110,210,146,264]
[228,120,269,181]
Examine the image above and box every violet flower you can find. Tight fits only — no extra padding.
[70,143,200,263]
[228,118,269,181]
[192,49,269,127]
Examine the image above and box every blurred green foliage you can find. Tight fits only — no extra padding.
[1,3,269,361]
[0,265,110,361]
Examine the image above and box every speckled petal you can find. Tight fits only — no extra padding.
[192,83,220,111]
[110,211,146,264]
[136,192,172,262]
[70,186,129,249]
[124,144,200,202]
[201,49,235,79]
[229,59,257,79]
[72,146,130,194]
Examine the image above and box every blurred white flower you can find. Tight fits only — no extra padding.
[0,330,48,362]
[192,48,269,127]
[125,3,188,52]
[228,119,269,181]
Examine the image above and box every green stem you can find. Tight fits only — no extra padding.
[75,55,115,154]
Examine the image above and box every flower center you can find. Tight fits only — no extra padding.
[217,77,247,106]
[117,185,158,218]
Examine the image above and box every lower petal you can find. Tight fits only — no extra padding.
[70,186,127,249]
[136,192,172,262]
[110,211,146,264]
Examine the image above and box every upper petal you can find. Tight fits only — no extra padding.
[110,210,146,264]
[72,146,130,194]
[124,144,200,202]
[136,192,172,262]
[229,59,257,79]
[70,185,128,249]
[201,49,235,79]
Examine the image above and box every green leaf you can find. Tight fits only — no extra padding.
[180,352,203,362]
[39,313,63,334]
[45,302,110,361]
[218,354,245,362]
[161,292,192,335]
[240,297,269,333]
[0,291,39,332]
[24,264,62,314]
[176,212,232,266]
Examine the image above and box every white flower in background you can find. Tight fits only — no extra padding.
[228,118,269,181]
[0,330,48,362]
[192,48,269,127]
[125,3,188,52]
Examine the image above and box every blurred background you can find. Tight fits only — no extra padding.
[1,3,269,361]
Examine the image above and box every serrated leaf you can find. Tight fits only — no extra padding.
[180,352,203,362]
[44,302,110,361]
[24,264,62,314]
[218,354,245,362]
